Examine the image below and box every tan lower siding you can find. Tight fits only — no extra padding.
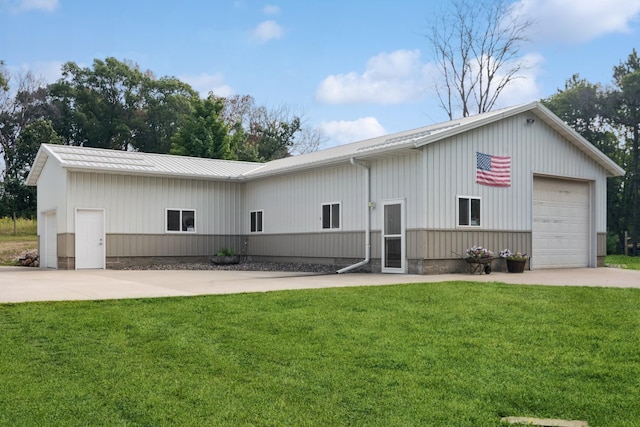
[597,232,606,257]
[247,232,365,258]
[56,229,597,273]
[106,234,244,257]
[597,232,606,267]
[55,234,244,270]
[57,233,75,269]
[58,233,74,257]
[423,230,532,259]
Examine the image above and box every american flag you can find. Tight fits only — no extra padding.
[476,152,511,187]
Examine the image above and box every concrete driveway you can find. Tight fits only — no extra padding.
[0,266,639,304]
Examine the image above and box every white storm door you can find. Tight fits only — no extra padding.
[43,211,57,269]
[75,209,105,269]
[381,200,406,273]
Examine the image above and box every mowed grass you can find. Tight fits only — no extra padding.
[1,283,638,426]
[606,255,640,270]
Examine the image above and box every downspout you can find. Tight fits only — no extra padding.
[337,158,371,274]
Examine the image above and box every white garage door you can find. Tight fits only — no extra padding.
[532,177,591,269]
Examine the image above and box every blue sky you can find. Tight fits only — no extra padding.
[1,0,640,148]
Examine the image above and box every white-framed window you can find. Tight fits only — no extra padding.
[322,202,341,230]
[457,196,481,227]
[250,210,263,233]
[166,209,196,233]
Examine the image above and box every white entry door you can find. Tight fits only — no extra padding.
[43,211,57,269]
[381,200,406,273]
[75,209,105,269]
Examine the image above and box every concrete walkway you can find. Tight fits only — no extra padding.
[0,266,639,303]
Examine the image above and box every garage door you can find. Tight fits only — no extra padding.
[532,177,591,269]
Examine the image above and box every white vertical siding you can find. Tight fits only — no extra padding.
[245,152,424,234]
[245,163,365,233]
[424,113,609,232]
[37,158,67,234]
[370,153,424,231]
[66,172,245,234]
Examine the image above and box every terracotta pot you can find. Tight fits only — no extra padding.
[506,259,527,273]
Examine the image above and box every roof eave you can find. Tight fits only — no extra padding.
[531,103,626,177]
[63,166,245,182]
[25,144,56,186]
[242,142,419,179]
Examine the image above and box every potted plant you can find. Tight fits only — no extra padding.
[464,245,496,274]
[499,249,529,273]
[210,247,239,265]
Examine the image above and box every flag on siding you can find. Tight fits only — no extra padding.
[476,152,511,187]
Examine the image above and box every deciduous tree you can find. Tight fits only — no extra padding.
[427,0,532,119]
[49,58,197,152]
[1,119,63,223]
[216,94,325,161]
[604,49,640,255]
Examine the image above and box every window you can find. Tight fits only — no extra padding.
[458,197,481,227]
[250,210,263,233]
[166,209,196,232]
[322,202,340,229]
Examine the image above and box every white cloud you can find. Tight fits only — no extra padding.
[492,53,545,108]
[250,20,284,43]
[263,4,280,15]
[4,60,62,87]
[181,72,234,98]
[512,0,640,43]
[30,60,63,83]
[320,117,386,146]
[16,0,58,12]
[316,49,436,105]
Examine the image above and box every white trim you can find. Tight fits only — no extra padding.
[456,195,482,228]
[165,208,197,233]
[381,199,406,274]
[74,208,106,270]
[321,201,342,231]
[250,209,264,233]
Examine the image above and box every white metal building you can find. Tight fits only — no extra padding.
[27,102,625,273]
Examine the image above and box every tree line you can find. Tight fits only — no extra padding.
[541,50,640,255]
[0,57,324,220]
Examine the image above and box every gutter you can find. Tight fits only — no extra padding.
[337,158,371,274]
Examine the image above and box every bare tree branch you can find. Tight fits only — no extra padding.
[427,0,533,118]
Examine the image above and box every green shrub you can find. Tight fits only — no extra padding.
[216,247,235,256]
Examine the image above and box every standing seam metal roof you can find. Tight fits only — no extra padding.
[25,101,625,186]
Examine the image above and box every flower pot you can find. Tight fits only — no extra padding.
[210,255,239,265]
[506,259,527,273]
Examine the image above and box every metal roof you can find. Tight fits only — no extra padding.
[26,101,625,186]
[26,145,262,185]
[242,102,624,179]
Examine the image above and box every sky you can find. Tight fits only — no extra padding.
[1,0,640,149]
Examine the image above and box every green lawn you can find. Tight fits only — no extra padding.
[1,282,638,426]
[606,255,640,270]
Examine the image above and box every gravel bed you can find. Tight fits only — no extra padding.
[116,261,342,274]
